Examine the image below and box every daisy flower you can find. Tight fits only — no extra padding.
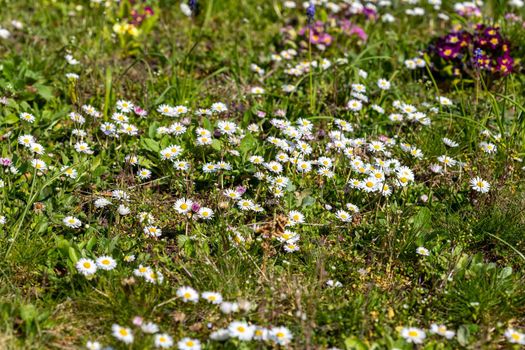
[160,145,183,160]
[347,99,363,111]
[211,102,228,113]
[144,226,162,237]
[144,270,164,284]
[29,143,45,155]
[157,104,174,116]
[224,189,241,200]
[479,142,497,154]
[250,86,265,95]
[86,341,102,350]
[116,100,134,113]
[141,321,159,333]
[220,301,239,314]
[94,197,111,208]
[377,79,391,90]
[76,258,97,276]
[96,256,117,270]
[237,199,254,211]
[400,327,426,344]
[202,291,223,304]
[254,327,269,341]
[20,112,35,123]
[210,329,230,341]
[31,159,47,171]
[197,207,214,220]
[177,286,199,303]
[284,242,300,253]
[18,134,35,147]
[63,216,82,228]
[137,168,152,180]
[430,324,455,339]
[133,265,151,277]
[111,324,134,344]
[154,333,174,348]
[442,137,459,147]
[176,337,200,350]
[60,166,78,179]
[174,198,193,214]
[269,326,293,345]
[335,210,352,222]
[228,321,255,341]
[74,142,94,154]
[218,121,237,135]
[175,105,190,116]
[416,247,430,256]
[360,177,379,192]
[504,328,525,344]
[469,177,490,193]
[288,210,304,225]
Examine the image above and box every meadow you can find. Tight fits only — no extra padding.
[1,0,525,349]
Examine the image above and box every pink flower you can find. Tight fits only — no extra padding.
[132,316,143,326]
[0,158,12,166]
[134,106,148,117]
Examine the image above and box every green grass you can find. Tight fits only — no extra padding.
[1,0,525,349]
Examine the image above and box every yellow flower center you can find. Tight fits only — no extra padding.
[408,330,418,337]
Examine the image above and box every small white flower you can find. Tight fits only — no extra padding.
[416,247,430,256]
[96,256,117,270]
[111,324,134,344]
[63,216,82,228]
[470,177,490,193]
[76,258,97,276]
[177,286,199,303]
[400,327,426,344]
[154,333,174,348]
[430,324,455,339]
[177,337,200,350]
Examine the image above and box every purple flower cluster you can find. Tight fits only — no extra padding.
[429,25,515,78]
[0,158,12,166]
[298,21,333,47]
[282,2,372,51]
[130,6,154,26]
[295,20,367,49]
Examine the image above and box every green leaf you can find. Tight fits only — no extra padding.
[141,138,160,153]
[211,139,222,151]
[68,247,79,264]
[411,207,432,233]
[35,84,53,100]
[202,117,212,131]
[86,236,97,251]
[457,325,470,346]
[20,304,37,322]
[301,195,316,208]
[239,133,256,154]
[148,122,159,139]
[344,336,368,350]
[2,114,19,124]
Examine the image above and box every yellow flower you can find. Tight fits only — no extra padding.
[127,25,140,37]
